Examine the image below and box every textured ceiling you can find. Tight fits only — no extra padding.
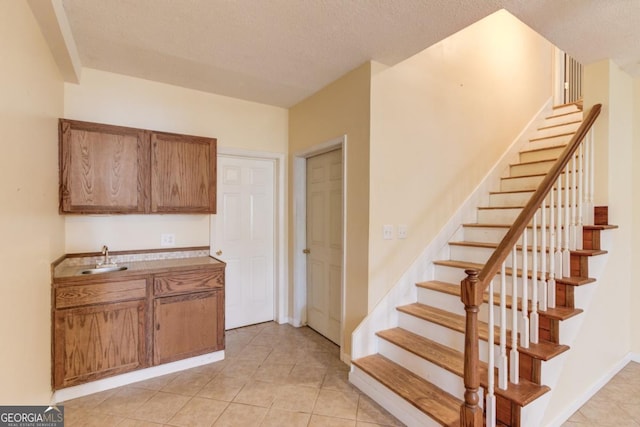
[58,0,640,107]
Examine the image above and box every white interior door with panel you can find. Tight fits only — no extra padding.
[306,149,343,344]
[213,155,275,330]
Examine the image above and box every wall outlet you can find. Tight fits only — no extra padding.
[398,225,408,239]
[160,233,175,246]
[383,225,394,240]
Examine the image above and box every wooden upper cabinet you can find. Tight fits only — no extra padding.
[59,119,149,214]
[59,119,217,214]
[151,132,216,214]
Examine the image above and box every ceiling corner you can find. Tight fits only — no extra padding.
[28,0,82,83]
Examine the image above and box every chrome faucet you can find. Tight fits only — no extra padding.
[96,245,116,268]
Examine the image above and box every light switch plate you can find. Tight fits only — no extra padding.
[398,225,408,239]
[383,225,394,240]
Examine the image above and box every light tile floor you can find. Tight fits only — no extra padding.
[62,322,405,427]
[562,361,640,426]
[62,320,640,427]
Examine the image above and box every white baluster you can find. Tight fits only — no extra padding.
[563,163,571,275]
[550,179,560,309]
[531,210,539,344]
[510,245,519,384]
[521,231,529,348]
[540,193,548,312]
[486,278,497,427]
[499,262,508,390]
[555,175,563,279]
[587,128,595,225]
[577,143,584,250]
[570,153,577,251]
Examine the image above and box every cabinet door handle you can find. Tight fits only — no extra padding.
[215,250,223,256]
[303,248,310,254]
[156,324,160,331]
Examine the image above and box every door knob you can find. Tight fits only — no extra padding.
[215,250,223,256]
[303,248,310,254]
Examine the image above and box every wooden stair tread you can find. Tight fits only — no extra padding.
[352,354,461,427]
[377,328,551,406]
[448,240,608,257]
[519,144,567,154]
[529,131,576,143]
[434,259,595,286]
[489,189,535,195]
[397,303,570,361]
[537,120,582,131]
[416,280,583,322]
[584,224,618,230]
[509,158,557,167]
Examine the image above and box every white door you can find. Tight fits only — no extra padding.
[306,149,343,344]
[213,156,275,330]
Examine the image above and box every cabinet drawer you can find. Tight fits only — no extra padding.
[55,279,147,309]
[154,269,224,296]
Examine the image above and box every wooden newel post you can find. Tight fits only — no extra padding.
[460,269,483,427]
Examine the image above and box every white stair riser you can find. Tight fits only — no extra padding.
[489,191,534,207]
[433,264,553,301]
[416,287,465,316]
[528,133,574,150]
[542,108,583,126]
[501,175,544,192]
[377,339,475,404]
[509,160,556,177]
[349,368,441,427]
[463,226,508,243]
[463,226,547,244]
[477,207,524,224]
[398,311,494,364]
[519,146,566,163]
[449,244,558,267]
[535,121,582,138]
[417,286,535,330]
[478,204,579,224]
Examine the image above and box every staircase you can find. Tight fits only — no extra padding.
[350,102,615,426]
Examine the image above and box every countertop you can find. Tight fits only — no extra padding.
[52,248,224,283]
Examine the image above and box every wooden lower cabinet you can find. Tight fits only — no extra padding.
[52,264,225,390]
[153,289,224,365]
[53,299,147,389]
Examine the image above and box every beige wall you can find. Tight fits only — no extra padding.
[63,68,288,253]
[288,62,373,357]
[368,10,553,306]
[543,59,634,424]
[0,2,65,404]
[633,77,640,353]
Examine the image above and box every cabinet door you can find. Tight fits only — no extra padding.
[150,132,216,213]
[53,300,147,389]
[154,290,224,365]
[59,119,150,214]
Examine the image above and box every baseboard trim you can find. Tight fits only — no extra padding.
[51,350,224,404]
[545,353,633,427]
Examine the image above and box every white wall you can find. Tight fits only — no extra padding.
[64,68,288,252]
[542,59,634,425]
[0,2,65,404]
[633,77,640,354]
[368,10,553,307]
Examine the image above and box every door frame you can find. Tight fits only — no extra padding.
[212,147,287,325]
[292,135,347,357]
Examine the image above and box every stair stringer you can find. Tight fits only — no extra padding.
[512,232,614,426]
[538,232,617,426]
[351,98,553,361]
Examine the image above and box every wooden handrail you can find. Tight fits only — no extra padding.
[460,103,602,426]
[476,103,601,288]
